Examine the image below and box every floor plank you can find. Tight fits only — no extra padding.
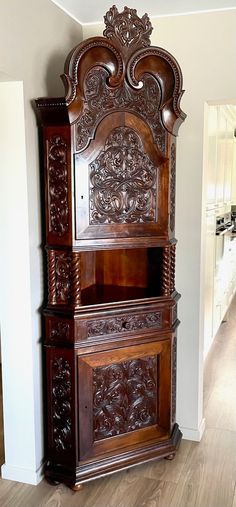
[168,428,236,507]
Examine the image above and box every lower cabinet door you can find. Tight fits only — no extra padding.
[77,340,171,461]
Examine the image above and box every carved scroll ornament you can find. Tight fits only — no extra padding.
[89,126,157,224]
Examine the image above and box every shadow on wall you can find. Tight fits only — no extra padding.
[45,28,82,97]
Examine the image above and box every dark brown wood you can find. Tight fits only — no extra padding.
[35,4,186,490]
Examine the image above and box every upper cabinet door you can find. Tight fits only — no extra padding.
[74,112,168,245]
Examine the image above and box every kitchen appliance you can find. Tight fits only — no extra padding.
[216,212,233,236]
[231,205,236,232]
[215,213,233,272]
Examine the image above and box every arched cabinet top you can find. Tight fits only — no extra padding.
[61,5,186,139]
[35,6,186,144]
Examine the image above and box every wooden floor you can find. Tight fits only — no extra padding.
[0,366,4,467]
[1,297,236,506]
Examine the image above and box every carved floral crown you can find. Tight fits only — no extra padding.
[103,5,153,49]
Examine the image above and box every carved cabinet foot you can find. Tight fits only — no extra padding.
[70,483,83,492]
[165,453,175,461]
[45,476,61,486]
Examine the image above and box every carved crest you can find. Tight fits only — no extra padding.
[103,5,153,49]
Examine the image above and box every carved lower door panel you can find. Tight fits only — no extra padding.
[78,340,171,462]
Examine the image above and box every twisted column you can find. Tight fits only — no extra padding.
[170,244,176,293]
[71,252,81,306]
[47,249,57,304]
[161,246,171,296]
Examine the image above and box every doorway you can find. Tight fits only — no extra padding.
[203,102,236,358]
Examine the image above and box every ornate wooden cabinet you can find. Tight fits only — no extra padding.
[35,5,186,489]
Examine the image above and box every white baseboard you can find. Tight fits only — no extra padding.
[180,417,206,442]
[1,462,44,485]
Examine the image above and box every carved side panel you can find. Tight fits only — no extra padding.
[89,126,157,225]
[93,356,158,440]
[87,311,162,338]
[51,357,72,452]
[170,143,176,232]
[171,336,177,424]
[55,251,72,303]
[47,135,69,237]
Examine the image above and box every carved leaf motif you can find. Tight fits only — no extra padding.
[51,357,72,452]
[87,312,162,338]
[93,356,158,440]
[103,6,153,49]
[89,126,157,224]
[48,136,69,236]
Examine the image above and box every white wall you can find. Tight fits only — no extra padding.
[0,81,37,483]
[0,0,82,484]
[83,9,236,440]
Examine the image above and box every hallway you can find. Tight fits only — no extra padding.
[1,297,236,506]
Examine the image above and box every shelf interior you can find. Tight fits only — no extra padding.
[80,248,163,305]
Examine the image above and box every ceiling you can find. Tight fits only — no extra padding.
[51,0,236,24]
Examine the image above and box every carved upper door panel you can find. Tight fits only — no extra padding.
[74,112,168,244]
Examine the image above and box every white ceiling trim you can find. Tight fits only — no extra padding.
[51,1,236,26]
[52,0,82,24]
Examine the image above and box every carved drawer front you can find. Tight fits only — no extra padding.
[78,340,171,461]
[75,304,178,343]
[76,308,165,343]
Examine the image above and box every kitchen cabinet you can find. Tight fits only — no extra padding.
[204,210,216,358]
[205,105,235,211]
[231,139,236,204]
[215,109,226,207]
[205,106,217,210]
